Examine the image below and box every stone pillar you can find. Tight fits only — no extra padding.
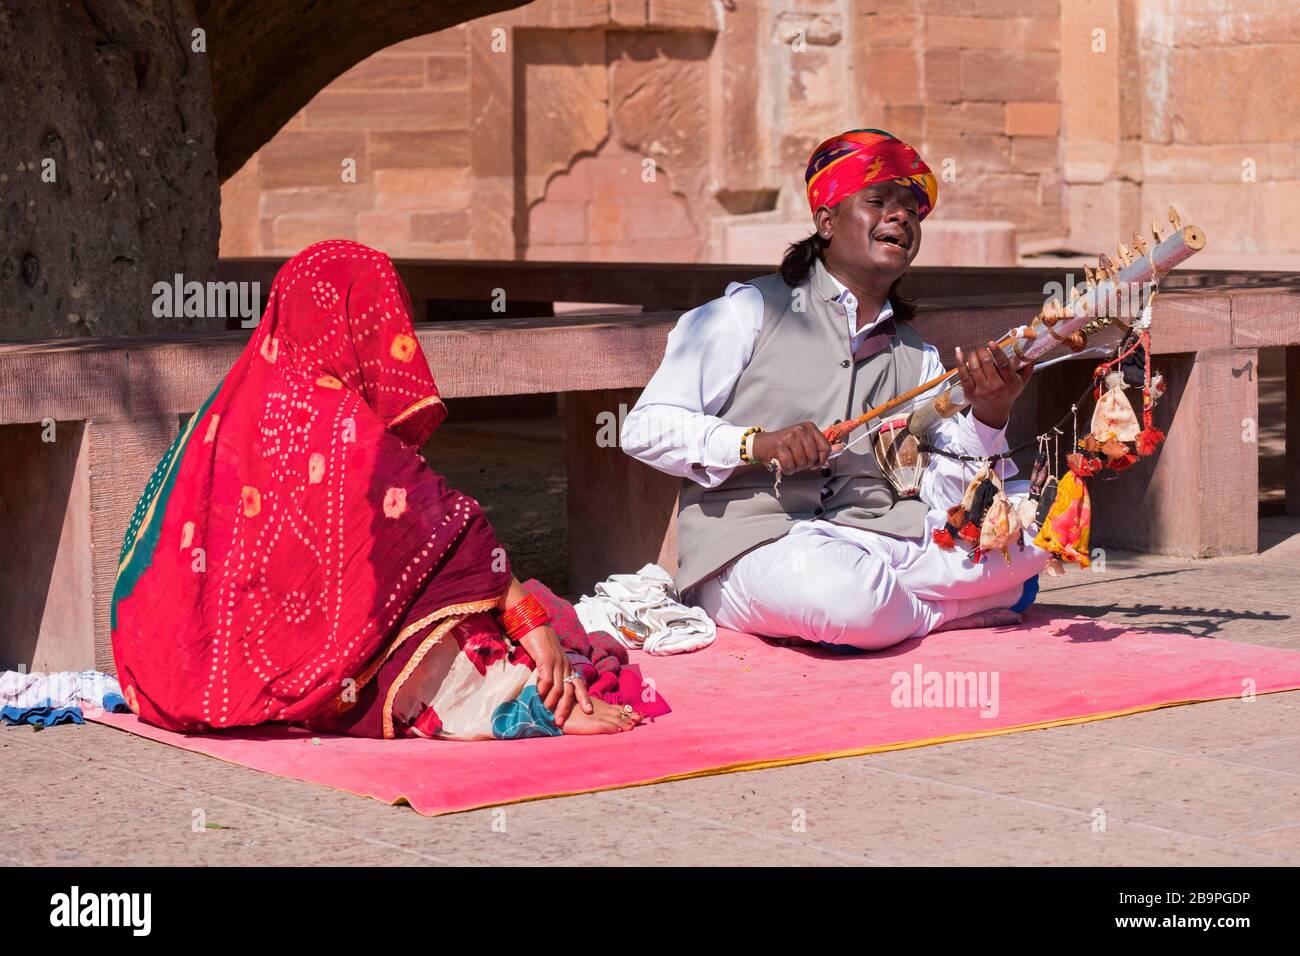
[1060,0,1143,254]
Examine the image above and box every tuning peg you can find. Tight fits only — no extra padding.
[1098,253,1114,283]
[1151,218,1165,244]
[1131,232,1148,257]
[1168,205,1182,230]
[1083,264,1096,287]
[1117,241,1132,268]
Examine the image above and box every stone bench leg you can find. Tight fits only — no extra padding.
[0,421,94,673]
[1094,348,1258,557]
[1288,345,1300,517]
[87,416,181,673]
[0,416,180,674]
[564,388,679,595]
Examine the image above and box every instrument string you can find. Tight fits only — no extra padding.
[919,378,1096,464]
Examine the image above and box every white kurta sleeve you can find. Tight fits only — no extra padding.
[915,344,1018,511]
[620,284,764,488]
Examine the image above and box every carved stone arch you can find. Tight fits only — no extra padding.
[199,0,533,182]
[1,0,531,339]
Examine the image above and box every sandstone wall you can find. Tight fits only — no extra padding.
[219,0,1300,268]
[1131,0,1300,262]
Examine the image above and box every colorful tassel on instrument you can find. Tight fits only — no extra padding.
[1091,371,1141,442]
[965,471,998,527]
[1034,476,1059,525]
[1066,451,1103,477]
[1093,325,1166,462]
[933,504,966,550]
[1028,449,1049,497]
[1017,495,1039,530]
[1032,469,1092,568]
[1136,425,1165,456]
[979,486,1024,557]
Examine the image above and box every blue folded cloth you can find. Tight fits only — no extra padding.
[2,702,85,727]
[0,670,131,727]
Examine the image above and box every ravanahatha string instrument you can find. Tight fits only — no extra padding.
[810,208,1207,576]
[822,207,1207,447]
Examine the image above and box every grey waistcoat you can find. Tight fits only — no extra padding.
[675,257,930,594]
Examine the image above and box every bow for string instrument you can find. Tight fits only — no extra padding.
[822,207,1207,449]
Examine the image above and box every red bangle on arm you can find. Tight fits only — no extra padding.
[498,593,551,642]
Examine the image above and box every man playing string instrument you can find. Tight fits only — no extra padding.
[622,129,1049,651]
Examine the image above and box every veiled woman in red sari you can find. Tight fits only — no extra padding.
[111,240,652,739]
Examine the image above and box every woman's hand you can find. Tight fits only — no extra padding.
[751,422,836,474]
[517,624,593,728]
[954,341,1034,430]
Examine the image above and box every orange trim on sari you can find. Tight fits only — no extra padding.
[382,613,469,739]
[347,596,502,704]
[389,393,444,429]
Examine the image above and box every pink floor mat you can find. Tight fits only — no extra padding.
[91,609,1300,815]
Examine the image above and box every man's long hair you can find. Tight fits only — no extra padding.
[778,232,916,323]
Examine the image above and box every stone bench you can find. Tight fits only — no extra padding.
[214,256,1274,322]
[2,279,1295,675]
[0,314,670,675]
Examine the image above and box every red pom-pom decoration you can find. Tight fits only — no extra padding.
[1136,426,1165,457]
[933,527,956,549]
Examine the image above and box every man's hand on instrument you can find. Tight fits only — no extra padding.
[751,422,837,473]
[954,341,1034,430]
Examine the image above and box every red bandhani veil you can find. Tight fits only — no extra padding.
[111,240,510,737]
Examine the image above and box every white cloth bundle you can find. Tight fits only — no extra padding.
[0,669,123,711]
[575,564,716,656]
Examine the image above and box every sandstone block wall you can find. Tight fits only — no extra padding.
[219,0,1300,269]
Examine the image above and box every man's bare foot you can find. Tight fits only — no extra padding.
[561,698,644,735]
[931,608,1023,633]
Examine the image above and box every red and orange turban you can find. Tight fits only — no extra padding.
[805,128,938,221]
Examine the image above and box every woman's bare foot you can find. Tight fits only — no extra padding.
[561,698,644,735]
